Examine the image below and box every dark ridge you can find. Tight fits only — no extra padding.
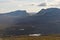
[0,8,60,36]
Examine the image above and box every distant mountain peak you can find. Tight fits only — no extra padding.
[0,10,29,17]
[13,10,27,12]
[37,8,60,16]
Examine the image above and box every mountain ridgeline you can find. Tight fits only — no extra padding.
[0,8,60,35]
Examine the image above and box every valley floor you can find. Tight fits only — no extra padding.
[0,35,60,40]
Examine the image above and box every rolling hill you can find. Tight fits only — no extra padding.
[0,8,60,35]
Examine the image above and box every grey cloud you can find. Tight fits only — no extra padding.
[38,3,47,6]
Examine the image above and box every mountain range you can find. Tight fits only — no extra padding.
[0,8,60,36]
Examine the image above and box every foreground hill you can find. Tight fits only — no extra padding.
[0,8,60,35]
[0,10,29,30]
[3,8,60,35]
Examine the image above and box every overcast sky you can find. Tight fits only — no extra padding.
[0,0,60,13]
